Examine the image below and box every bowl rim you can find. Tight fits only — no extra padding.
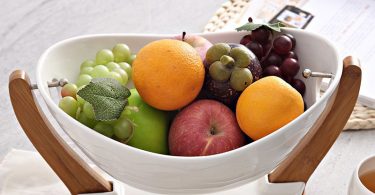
[36,28,342,162]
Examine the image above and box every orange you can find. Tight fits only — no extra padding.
[236,76,304,140]
[132,39,205,111]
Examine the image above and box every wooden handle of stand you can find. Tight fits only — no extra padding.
[9,70,112,195]
[269,56,361,183]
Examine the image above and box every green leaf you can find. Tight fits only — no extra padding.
[266,22,284,32]
[77,78,131,121]
[236,22,283,32]
[236,23,263,32]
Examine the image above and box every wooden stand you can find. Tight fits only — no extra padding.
[8,56,361,195]
[269,56,361,183]
[8,71,112,194]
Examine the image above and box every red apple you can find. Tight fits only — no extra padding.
[175,32,213,60]
[169,99,246,156]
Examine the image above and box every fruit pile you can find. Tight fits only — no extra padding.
[58,21,306,157]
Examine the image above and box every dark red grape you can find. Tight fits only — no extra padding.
[251,27,271,44]
[263,65,282,77]
[280,58,300,77]
[292,79,306,96]
[284,33,296,50]
[240,35,252,45]
[285,51,298,60]
[248,17,253,23]
[282,75,293,84]
[264,52,282,67]
[262,42,272,56]
[245,41,264,59]
[273,35,293,55]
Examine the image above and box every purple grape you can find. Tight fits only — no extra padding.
[264,52,282,67]
[251,27,271,44]
[240,35,252,45]
[273,35,293,55]
[280,58,300,77]
[262,42,272,57]
[263,65,282,77]
[245,41,264,59]
[292,79,306,96]
[284,33,296,50]
[285,51,298,60]
[282,75,293,84]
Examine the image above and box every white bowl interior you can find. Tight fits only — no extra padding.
[36,29,341,194]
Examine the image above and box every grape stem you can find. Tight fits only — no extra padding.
[182,31,186,41]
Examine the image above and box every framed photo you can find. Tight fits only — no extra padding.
[270,5,313,29]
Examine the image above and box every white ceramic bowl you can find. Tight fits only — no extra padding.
[349,155,375,195]
[36,29,341,194]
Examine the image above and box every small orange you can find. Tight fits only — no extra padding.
[132,39,205,111]
[236,76,304,140]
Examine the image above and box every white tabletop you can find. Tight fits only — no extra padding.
[1,1,374,195]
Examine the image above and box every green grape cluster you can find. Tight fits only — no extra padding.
[58,43,136,143]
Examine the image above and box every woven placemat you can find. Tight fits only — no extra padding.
[204,0,375,130]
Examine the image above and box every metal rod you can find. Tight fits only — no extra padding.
[30,69,331,90]
[31,78,68,90]
[303,69,334,79]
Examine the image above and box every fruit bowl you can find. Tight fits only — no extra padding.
[30,29,341,194]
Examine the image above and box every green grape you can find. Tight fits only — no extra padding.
[80,67,94,75]
[94,122,114,137]
[80,60,96,70]
[76,74,92,87]
[118,62,132,79]
[77,85,86,90]
[113,118,133,141]
[76,94,86,106]
[91,65,109,78]
[125,54,136,65]
[83,102,95,119]
[76,111,98,128]
[75,106,82,119]
[61,83,78,98]
[59,96,78,117]
[112,68,129,85]
[96,49,114,65]
[113,43,131,63]
[120,108,132,118]
[106,62,120,71]
[103,120,116,126]
[107,72,123,85]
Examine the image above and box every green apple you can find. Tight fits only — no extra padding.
[122,89,170,154]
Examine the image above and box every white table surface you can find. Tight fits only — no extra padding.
[1,1,374,195]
